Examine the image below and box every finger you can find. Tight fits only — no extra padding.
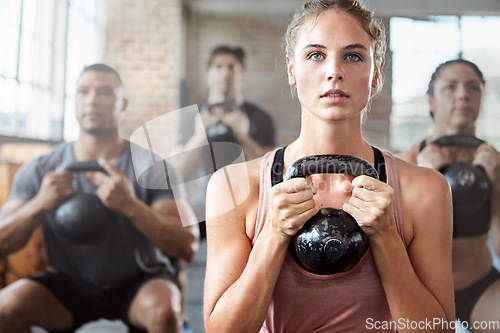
[476,143,495,152]
[351,175,379,191]
[283,191,316,206]
[51,171,72,181]
[51,169,73,180]
[473,149,491,166]
[294,206,320,225]
[307,177,317,194]
[47,175,73,189]
[58,186,76,197]
[351,186,378,202]
[87,171,107,187]
[281,178,314,194]
[341,175,354,193]
[342,174,355,183]
[279,203,320,235]
[474,144,489,158]
[348,194,370,211]
[342,202,365,225]
[280,199,317,219]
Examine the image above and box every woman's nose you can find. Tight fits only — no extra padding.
[326,59,344,82]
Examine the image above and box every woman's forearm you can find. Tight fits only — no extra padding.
[206,223,289,333]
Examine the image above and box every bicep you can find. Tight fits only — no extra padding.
[203,167,253,315]
[405,173,455,318]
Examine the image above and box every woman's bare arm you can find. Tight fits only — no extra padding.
[203,159,318,332]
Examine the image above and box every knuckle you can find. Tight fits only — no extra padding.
[272,196,286,210]
[280,209,295,221]
[306,199,316,210]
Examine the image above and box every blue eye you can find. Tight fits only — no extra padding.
[346,54,361,62]
[309,52,324,61]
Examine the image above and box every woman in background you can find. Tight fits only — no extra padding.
[399,59,500,332]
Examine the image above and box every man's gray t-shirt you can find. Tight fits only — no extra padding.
[9,141,185,288]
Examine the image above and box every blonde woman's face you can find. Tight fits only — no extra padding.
[287,9,377,122]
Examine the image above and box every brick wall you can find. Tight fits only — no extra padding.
[104,0,183,152]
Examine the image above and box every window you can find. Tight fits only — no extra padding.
[0,0,105,142]
[64,0,107,141]
[390,16,500,152]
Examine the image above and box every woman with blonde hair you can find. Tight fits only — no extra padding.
[203,1,455,332]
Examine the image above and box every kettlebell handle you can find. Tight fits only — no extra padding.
[431,135,485,148]
[62,161,108,174]
[204,102,243,114]
[284,155,379,181]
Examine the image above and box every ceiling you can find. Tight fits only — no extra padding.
[186,0,500,19]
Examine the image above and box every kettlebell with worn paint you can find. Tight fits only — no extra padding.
[284,154,378,275]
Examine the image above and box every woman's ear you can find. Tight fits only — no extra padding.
[286,55,297,86]
[428,95,436,117]
[121,98,128,112]
[371,72,378,88]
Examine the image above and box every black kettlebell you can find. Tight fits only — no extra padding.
[205,102,242,144]
[54,161,114,245]
[284,154,379,275]
[432,135,491,213]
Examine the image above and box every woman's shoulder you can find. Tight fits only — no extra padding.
[206,156,265,209]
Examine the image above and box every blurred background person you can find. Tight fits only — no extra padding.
[398,59,500,331]
[0,64,199,333]
[174,45,277,237]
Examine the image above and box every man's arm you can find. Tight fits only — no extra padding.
[0,169,74,256]
[123,197,199,262]
[96,159,199,262]
[0,200,44,256]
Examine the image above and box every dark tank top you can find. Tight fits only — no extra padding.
[419,139,491,238]
[271,146,387,186]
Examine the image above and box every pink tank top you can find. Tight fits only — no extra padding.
[253,148,405,333]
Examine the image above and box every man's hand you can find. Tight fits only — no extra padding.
[34,170,75,211]
[95,159,137,213]
[222,110,250,138]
